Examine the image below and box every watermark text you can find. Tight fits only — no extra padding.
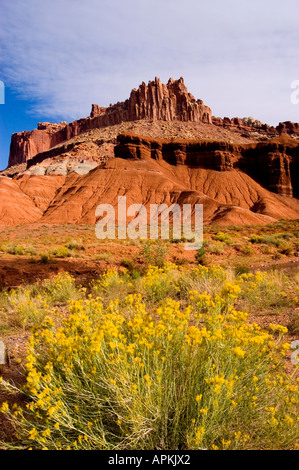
[95,196,203,250]
[0,81,4,104]
[290,80,299,105]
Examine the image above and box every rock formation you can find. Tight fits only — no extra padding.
[115,133,299,198]
[8,77,212,167]
[276,121,299,136]
[9,129,53,167]
[91,77,212,124]
[7,76,299,168]
[212,116,277,136]
[1,130,299,227]
[2,76,299,229]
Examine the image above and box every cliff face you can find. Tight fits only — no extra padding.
[114,133,299,198]
[7,76,299,168]
[212,116,299,138]
[91,77,212,124]
[8,122,67,167]
[2,130,299,227]
[114,133,242,171]
[8,120,94,167]
[212,116,277,136]
[276,121,299,136]
[8,129,51,167]
[8,77,212,167]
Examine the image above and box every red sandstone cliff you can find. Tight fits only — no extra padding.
[90,77,212,123]
[8,122,67,167]
[8,77,212,167]
[7,77,299,168]
[114,133,299,198]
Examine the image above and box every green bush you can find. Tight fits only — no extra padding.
[278,243,293,256]
[213,232,233,245]
[50,247,73,258]
[195,246,206,265]
[65,240,85,251]
[208,242,224,255]
[277,233,293,240]
[250,235,281,247]
[261,235,281,247]
[5,244,24,255]
[40,253,50,264]
[240,245,253,256]
[140,240,169,268]
[1,264,298,450]
[42,272,79,304]
[249,235,264,244]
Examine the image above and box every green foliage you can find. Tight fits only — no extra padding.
[249,234,264,244]
[208,242,224,255]
[50,247,74,258]
[42,272,79,304]
[235,265,250,276]
[278,242,293,256]
[140,240,169,268]
[1,264,298,450]
[240,245,253,256]
[213,232,233,245]
[65,240,85,251]
[40,253,50,264]
[195,246,206,265]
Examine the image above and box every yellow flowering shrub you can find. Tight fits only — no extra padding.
[0,264,298,450]
[236,270,296,312]
[41,272,79,304]
[12,293,49,329]
[141,263,179,302]
[91,268,132,303]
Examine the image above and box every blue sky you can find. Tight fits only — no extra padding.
[0,0,298,170]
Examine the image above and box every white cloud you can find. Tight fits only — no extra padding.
[0,0,298,125]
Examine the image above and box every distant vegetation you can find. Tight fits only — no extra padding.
[0,220,298,271]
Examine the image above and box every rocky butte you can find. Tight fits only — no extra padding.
[1,76,299,227]
[8,77,213,167]
[7,76,299,169]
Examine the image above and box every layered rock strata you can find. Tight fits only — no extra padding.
[114,133,299,198]
[8,77,212,167]
[7,77,299,168]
